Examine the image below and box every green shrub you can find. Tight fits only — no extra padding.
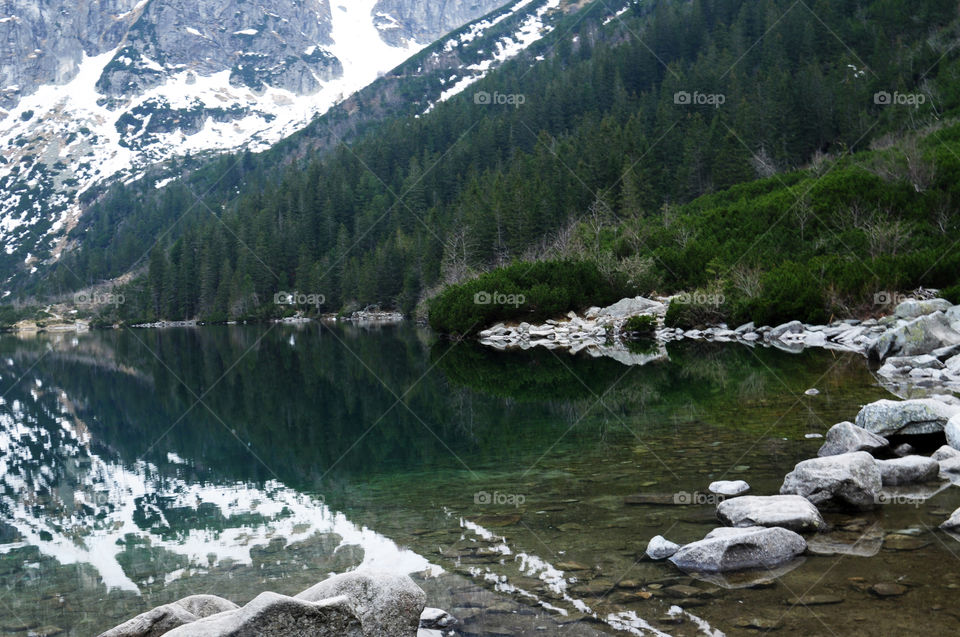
[428,259,622,335]
[623,314,657,335]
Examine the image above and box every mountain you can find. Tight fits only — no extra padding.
[0,0,511,282]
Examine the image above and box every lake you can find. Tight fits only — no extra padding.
[0,324,957,636]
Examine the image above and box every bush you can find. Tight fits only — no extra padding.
[623,314,657,335]
[428,260,623,335]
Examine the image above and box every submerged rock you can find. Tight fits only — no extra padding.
[163,592,362,636]
[295,570,425,637]
[817,421,888,457]
[780,451,881,510]
[708,480,750,496]
[876,456,940,486]
[854,398,959,436]
[717,495,825,532]
[645,535,681,560]
[669,526,806,573]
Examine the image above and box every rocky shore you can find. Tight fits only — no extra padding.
[99,570,457,637]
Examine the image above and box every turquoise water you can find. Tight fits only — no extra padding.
[0,324,955,636]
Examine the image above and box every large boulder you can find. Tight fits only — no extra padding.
[780,451,881,510]
[99,604,198,637]
[669,526,806,573]
[174,595,239,618]
[894,298,953,319]
[854,398,960,436]
[817,421,888,457]
[876,456,940,485]
[868,312,960,360]
[717,495,825,532]
[598,296,664,318]
[945,414,960,451]
[295,570,425,637]
[164,592,362,636]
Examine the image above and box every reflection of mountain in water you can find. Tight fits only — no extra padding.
[0,338,437,600]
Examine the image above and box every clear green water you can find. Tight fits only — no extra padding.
[0,324,957,636]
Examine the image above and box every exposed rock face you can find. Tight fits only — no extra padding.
[174,595,240,618]
[854,398,960,436]
[817,421,888,457]
[717,495,825,532]
[669,526,806,573]
[894,298,953,319]
[876,456,940,486]
[867,312,960,360]
[780,452,882,510]
[373,0,506,47]
[295,570,426,637]
[163,592,363,636]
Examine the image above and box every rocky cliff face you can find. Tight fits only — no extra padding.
[0,0,507,287]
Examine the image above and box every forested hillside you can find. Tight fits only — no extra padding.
[34,0,960,324]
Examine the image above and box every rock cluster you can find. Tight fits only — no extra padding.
[99,570,435,637]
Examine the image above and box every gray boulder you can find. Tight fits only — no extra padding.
[295,570,425,637]
[708,480,750,496]
[598,296,664,318]
[817,421,888,457]
[175,595,239,618]
[780,451,881,510]
[894,298,953,319]
[876,456,940,485]
[933,445,960,461]
[941,507,960,531]
[669,526,806,573]
[884,354,944,369]
[945,414,960,451]
[868,312,960,360]
[717,495,825,532]
[99,604,198,637]
[645,535,680,560]
[854,398,960,436]
[768,320,804,340]
[164,593,362,636]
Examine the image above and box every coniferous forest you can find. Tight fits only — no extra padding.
[26,0,960,328]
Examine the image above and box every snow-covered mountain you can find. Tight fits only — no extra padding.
[0,0,521,281]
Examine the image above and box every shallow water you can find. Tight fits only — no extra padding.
[0,324,957,636]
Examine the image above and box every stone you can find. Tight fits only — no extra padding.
[419,608,457,630]
[717,495,825,532]
[708,480,750,496]
[598,296,664,318]
[884,354,944,369]
[784,594,844,606]
[892,443,915,457]
[99,605,198,637]
[646,535,680,560]
[933,445,960,461]
[867,312,960,360]
[894,298,953,319]
[163,592,362,636]
[668,526,806,573]
[806,523,883,558]
[946,414,960,450]
[854,398,960,436]
[876,456,940,485]
[174,595,239,618]
[295,570,425,637]
[768,320,804,340]
[870,583,908,597]
[780,451,881,510]
[940,507,960,531]
[817,421,888,457]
